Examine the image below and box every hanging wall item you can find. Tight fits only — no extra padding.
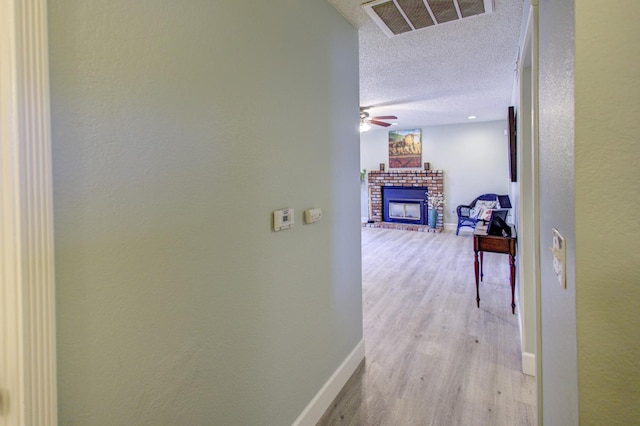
[424,162,430,170]
[389,129,422,168]
[508,106,517,182]
[380,163,385,171]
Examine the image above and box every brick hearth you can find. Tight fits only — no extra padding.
[366,170,444,232]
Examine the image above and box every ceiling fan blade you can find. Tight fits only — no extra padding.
[369,119,392,127]
[371,115,397,120]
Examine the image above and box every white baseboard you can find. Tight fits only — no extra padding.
[522,351,536,377]
[292,339,365,426]
[444,222,456,231]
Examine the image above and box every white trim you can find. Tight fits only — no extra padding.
[531,4,542,424]
[292,340,365,426]
[522,352,536,377]
[443,222,457,231]
[515,2,540,384]
[0,1,57,425]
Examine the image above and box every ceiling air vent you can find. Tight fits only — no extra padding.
[363,0,494,38]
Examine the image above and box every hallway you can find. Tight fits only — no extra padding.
[318,228,535,425]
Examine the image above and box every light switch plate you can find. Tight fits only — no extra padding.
[551,228,566,288]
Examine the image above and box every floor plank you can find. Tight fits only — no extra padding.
[317,228,536,426]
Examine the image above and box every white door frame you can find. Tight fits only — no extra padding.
[515,1,540,379]
[516,1,542,423]
[0,0,57,425]
[530,2,542,423]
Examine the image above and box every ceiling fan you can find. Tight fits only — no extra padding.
[360,108,397,132]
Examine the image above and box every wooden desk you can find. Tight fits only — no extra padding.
[473,223,517,314]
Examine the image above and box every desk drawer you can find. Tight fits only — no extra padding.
[476,237,513,254]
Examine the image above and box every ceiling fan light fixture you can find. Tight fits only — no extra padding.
[360,107,398,130]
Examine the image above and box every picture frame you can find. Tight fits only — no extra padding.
[389,129,422,168]
[508,106,517,182]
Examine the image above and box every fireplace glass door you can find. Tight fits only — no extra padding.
[389,202,421,221]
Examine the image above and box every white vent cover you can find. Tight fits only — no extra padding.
[363,0,494,37]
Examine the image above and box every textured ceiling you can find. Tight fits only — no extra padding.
[329,0,524,128]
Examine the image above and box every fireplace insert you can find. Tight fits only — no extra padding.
[382,186,429,225]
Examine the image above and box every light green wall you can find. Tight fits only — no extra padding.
[575,1,640,423]
[360,120,510,224]
[49,1,362,424]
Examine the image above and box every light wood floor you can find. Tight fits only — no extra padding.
[317,227,536,426]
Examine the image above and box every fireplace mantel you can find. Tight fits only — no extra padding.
[367,170,444,232]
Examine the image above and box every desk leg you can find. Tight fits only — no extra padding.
[510,254,516,314]
[474,250,480,308]
[479,251,484,281]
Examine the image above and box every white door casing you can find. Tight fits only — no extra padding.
[0,0,57,425]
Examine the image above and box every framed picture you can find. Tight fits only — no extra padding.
[389,129,422,168]
[508,106,517,182]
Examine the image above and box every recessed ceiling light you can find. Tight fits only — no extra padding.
[468,115,476,120]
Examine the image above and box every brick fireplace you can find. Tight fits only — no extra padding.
[365,170,444,232]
